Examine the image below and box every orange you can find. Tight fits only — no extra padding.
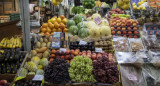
[40,32,45,35]
[49,58,54,62]
[59,23,65,29]
[57,17,61,23]
[54,22,59,29]
[42,23,48,28]
[60,15,65,20]
[57,28,62,32]
[53,16,57,19]
[52,28,57,32]
[48,22,54,28]
[45,32,50,35]
[46,28,51,33]
[51,49,56,54]
[62,18,68,24]
[63,28,68,32]
[50,18,56,24]
[41,28,47,32]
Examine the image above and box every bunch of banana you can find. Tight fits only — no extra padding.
[95,0,102,7]
[0,37,22,48]
[51,0,63,6]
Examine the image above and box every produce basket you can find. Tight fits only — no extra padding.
[0,51,28,85]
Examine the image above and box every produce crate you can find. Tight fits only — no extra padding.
[0,51,28,85]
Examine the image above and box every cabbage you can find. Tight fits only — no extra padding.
[67,20,76,28]
[77,22,87,29]
[73,14,82,24]
[100,26,111,36]
[69,25,79,35]
[40,58,48,67]
[101,3,110,8]
[36,69,44,75]
[91,13,101,20]
[78,28,89,38]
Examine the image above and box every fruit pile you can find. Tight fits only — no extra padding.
[69,41,95,51]
[0,80,11,86]
[15,80,41,86]
[79,50,114,61]
[0,50,26,74]
[40,15,68,35]
[94,39,114,53]
[93,57,119,84]
[132,0,147,10]
[110,18,140,38]
[44,59,70,84]
[0,37,22,48]
[107,9,125,20]
[117,0,130,10]
[51,0,63,6]
[67,14,89,39]
[49,49,80,63]
[82,0,95,9]
[146,26,160,35]
[68,56,96,82]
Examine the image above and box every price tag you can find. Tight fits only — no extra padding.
[79,40,87,45]
[32,75,44,81]
[127,74,137,81]
[94,17,102,25]
[60,48,66,52]
[95,48,102,53]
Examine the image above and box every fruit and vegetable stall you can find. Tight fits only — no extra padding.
[0,0,160,86]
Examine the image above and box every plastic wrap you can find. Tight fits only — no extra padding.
[113,37,130,52]
[135,51,152,63]
[119,65,146,86]
[129,38,144,52]
[142,35,160,50]
[148,50,160,67]
[142,64,160,86]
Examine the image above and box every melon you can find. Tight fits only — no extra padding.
[78,28,89,38]
[66,20,76,28]
[69,25,79,35]
[100,26,111,36]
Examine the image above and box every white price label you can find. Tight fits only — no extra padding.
[32,75,44,81]
[60,48,66,52]
[79,40,87,45]
[128,74,137,81]
[95,48,102,53]
[94,17,102,25]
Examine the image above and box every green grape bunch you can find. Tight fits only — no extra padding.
[68,56,96,83]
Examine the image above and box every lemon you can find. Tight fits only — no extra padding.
[137,7,140,10]
[133,5,137,10]
[138,2,141,6]
[132,2,136,6]
[142,7,146,10]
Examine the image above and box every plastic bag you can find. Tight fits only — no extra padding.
[142,35,160,50]
[148,50,160,67]
[113,37,130,52]
[135,51,152,63]
[128,38,144,51]
[119,65,146,86]
[142,64,160,86]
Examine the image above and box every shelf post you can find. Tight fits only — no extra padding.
[19,0,31,52]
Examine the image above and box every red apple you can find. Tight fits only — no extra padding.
[134,35,138,38]
[70,50,74,54]
[70,54,74,60]
[123,31,127,34]
[82,50,86,54]
[122,27,126,31]
[112,31,116,34]
[128,31,132,34]
[133,27,138,31]
[117,31,121,34]
[111,27,115,30]
[65,55,69,60]
[134,31,139,34]
[61,56,65,59]
[0,80,7,85]
[92,54,97,60]
[75,49,80,53]
[87,50,91,53]
[116,20,120,23]
[128,35,133,38]
[116,23,121,26]
[117,27,121,30]
[87,54,91,58]
[79,52,82,55]
[127,27,132,31]
[133,23,137,26]
[123,35,127,37]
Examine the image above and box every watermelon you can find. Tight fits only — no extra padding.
[73,14,82,24]
[77,22,87,29]
[78,28,89,38]
[66,20,76,28]
[69,25,79,35]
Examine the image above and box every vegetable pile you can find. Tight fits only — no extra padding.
[68,56,96,82]
[72,6,85,14]
[93,57,119,84]
[44,58,70,84]
[82,0,95,9]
